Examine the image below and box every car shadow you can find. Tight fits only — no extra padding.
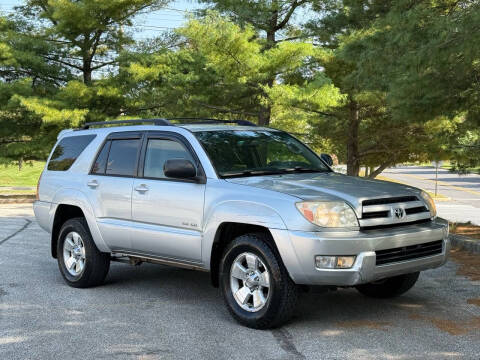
[101,261,434,328]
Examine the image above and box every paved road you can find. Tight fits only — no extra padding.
[383,166,480,226]
[1,204,479,360]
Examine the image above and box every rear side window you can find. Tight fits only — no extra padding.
[48,135,96,171]
[105,139,140,177]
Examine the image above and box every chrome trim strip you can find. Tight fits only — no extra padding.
[362,200,425,213]
[359,212,431,227]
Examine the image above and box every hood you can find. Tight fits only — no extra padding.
[226,172,421,215]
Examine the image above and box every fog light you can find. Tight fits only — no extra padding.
[315,256,337,269]
[315,256,356,269]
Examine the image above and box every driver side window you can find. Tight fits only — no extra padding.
[144,139,194,179]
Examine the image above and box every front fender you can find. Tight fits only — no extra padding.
[202,200,287,269]
[51,188,110,253]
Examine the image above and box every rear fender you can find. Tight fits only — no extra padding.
[51,189,110,253]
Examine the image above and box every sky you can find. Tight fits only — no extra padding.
[0,0,201,39]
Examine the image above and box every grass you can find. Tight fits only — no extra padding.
[0,161,45,187]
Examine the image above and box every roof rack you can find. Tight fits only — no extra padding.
[81,118,170,129]
[167,117,257,127]
[79,117,257,130]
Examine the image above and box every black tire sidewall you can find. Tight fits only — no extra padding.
[57,218,96,286]
[220,235,285,326]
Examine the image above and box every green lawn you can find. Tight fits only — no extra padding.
[0,161,46,187]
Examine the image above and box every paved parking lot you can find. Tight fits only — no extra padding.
[1,204,479,359]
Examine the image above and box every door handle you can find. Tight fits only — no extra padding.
[134,184,149,193]
[87,180,99,188]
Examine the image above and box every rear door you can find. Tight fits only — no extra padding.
[86,131,142,251]
[130,132,205,262]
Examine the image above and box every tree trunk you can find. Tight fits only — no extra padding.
[364,166,369,177]
[346,100,360,176]
[258,105,271,126]
[83,66,92,85]
[83,55,92,85]
[368,162,391,179]
[18,156,23,171]
[257,28,277,127]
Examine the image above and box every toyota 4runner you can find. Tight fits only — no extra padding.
[34,118,449,329]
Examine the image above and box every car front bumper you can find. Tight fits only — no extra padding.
[271,219,449,286]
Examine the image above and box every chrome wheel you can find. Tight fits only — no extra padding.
[63,231,86,276]
[230,252,270,312]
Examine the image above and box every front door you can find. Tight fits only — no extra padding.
[131,133,205,262]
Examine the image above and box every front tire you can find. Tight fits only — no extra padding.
[57,217,110,288]
[355,272,420,298]
[219,232,298,329]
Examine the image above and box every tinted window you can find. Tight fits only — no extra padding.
[106,139,140,176]
[144,139,194,179]
[195,130,329,177]
[48,135,96,171]
[91,141,111,175]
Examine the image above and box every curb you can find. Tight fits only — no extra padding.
[0,194,35,204]
[449,233,480,254]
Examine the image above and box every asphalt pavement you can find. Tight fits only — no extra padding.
[1,203,479,360]
[383,166,480,226]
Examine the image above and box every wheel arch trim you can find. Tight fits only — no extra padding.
[50,188,110,256]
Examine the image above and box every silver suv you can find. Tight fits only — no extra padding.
[34,119,449,329]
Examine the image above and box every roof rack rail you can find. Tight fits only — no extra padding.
[81,118,171,129]
[167,117,257,127]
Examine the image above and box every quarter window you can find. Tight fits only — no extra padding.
[105,139,140,177]
[144,139,194,179]
[91,141,111,175]
[48,135,96,171]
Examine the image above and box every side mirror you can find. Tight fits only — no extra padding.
[320,153,333,167]
[164,159,197,180]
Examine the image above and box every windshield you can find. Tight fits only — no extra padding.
[195,130,331,178]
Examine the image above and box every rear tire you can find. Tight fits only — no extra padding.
[57,217,110,288]
[219,232,298,329]
[355,272,420,298]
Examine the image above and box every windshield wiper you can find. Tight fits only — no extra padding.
[222,169,285,178]
[280,167,329,173]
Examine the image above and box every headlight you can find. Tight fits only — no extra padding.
[419,191,437,218]
[296,201,359,228]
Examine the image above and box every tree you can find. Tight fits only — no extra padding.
[20,0,169,85]
[125,13,339,125]
[1,1,170,166]
[0,15,67,166]
[337,0,480,172]
[294,0,396,176]
[198,0,313,125]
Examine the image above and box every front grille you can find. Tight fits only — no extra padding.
[405,206,429,215]
[363,196,418,206]
[362,210,390,219]
[375,240,443,266]
[360,195,431,229]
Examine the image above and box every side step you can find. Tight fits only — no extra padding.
[110,252,207,271]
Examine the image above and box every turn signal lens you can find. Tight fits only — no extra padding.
[315,256,356,269]
[419,191,437,218]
